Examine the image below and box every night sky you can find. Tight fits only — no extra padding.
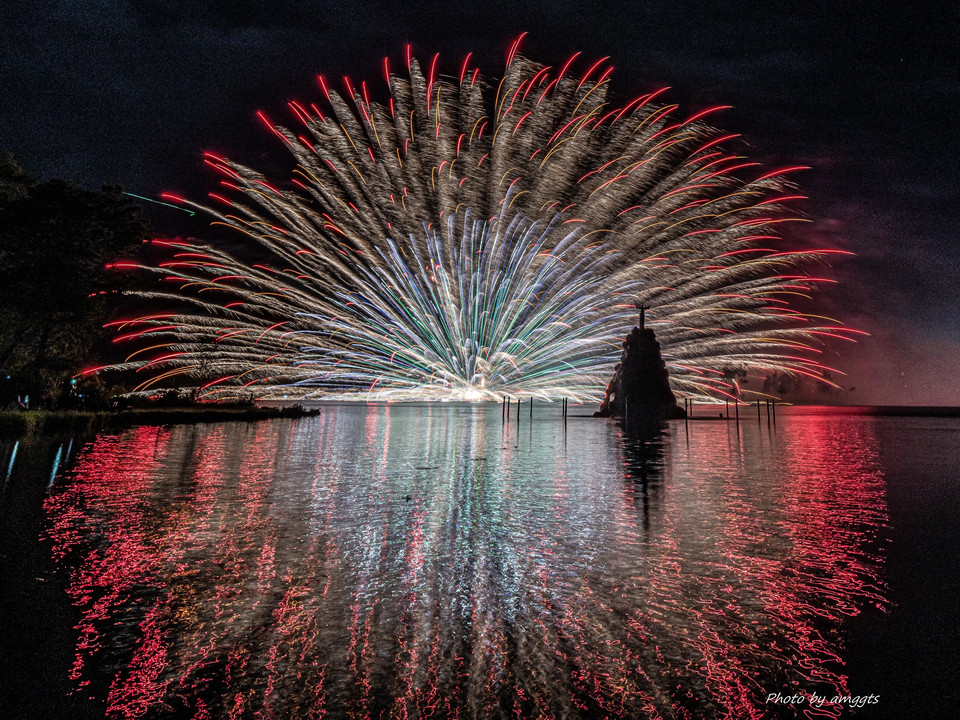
[2,1,958,405]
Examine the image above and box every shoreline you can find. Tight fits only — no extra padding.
[0,405,318,439]
[3,403,958,439]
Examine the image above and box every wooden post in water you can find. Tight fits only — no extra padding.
[516,397,520,421]
[502,396,506,420]
[735,401,740,424]
[529,397,533,418]
[772,400,776,424]
[725,399,729,419]
[756,400,761,422]
[765,399,771,422]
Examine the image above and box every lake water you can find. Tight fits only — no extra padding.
[1,405,957,719]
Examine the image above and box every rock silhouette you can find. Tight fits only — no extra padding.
[595,325,685,421]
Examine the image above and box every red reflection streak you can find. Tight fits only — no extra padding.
[46,423,339,718]
[105,603,169,718]
[394,501,426,719]
[678,456,785,718]
[775,417,887,692]
[171,427,266,711]
[44,427,173,690]
[345,406,393,720]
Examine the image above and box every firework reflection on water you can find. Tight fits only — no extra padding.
[43,406,887,719]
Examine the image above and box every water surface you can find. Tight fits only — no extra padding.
[2,405,957,718]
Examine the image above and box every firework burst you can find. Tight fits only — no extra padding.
[101,37,861,402]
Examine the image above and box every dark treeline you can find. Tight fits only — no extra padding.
[0,152,147,408]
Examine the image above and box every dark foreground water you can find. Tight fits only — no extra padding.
[1,405,957,719]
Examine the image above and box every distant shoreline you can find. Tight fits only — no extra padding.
[2,403,957,439]
[277,400,960,418]
[0,405,317,439]
[713,405,960,418]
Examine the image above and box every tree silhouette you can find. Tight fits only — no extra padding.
[0,154,146,406]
